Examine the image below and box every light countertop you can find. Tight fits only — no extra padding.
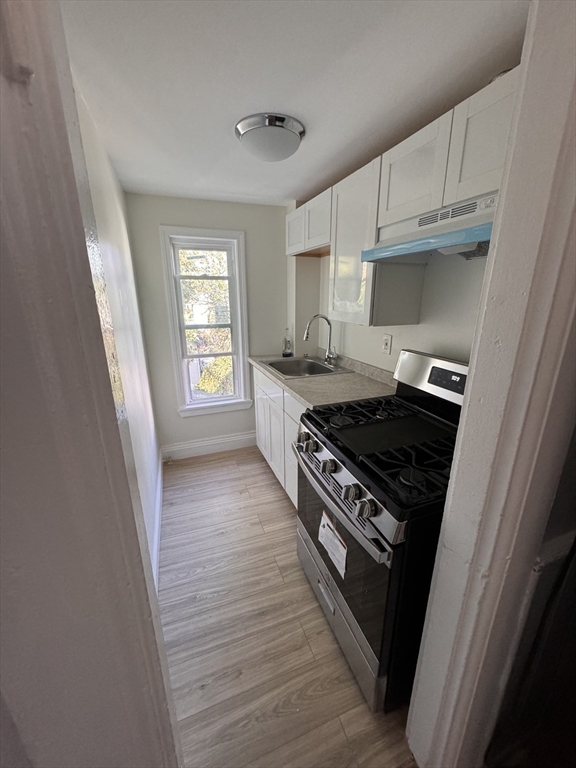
[248,355,396,409]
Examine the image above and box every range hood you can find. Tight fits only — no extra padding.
[362,193,498,262]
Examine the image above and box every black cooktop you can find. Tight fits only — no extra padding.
[312,397,415,429]
[308,396,452,460]
[306,395,458,510]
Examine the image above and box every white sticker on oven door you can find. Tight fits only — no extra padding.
[318,511,347,578]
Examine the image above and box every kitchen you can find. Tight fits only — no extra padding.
[1,2,574,768]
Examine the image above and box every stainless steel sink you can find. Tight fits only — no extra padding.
[261,357,352,379]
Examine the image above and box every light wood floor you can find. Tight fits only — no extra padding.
[158,446,416,768]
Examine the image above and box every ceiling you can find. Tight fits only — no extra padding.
[61,0,530,206]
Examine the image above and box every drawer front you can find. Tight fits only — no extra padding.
[284,391,306,424]
[253,367,283,407]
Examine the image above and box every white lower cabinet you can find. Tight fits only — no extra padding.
[253,367,305,507]
[283,412,301,507]
[267,398,285,485]
[255,384,270,458]
[254,380,284,486]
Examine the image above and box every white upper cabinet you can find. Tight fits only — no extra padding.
[443,69,518,206]
[286,206,306,255]
[304,188,332,250]
[286,189,332,255]
[329,158,381,325]
[378,112,453,227]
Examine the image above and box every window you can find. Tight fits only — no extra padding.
[160,227,251,416]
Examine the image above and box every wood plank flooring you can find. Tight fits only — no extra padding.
[158,447,416,768]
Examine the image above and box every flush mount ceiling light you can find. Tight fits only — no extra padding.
[234,113,305,162]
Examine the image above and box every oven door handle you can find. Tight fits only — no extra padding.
[292,443,393,568]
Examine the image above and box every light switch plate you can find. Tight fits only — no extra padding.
[382,334,392,355]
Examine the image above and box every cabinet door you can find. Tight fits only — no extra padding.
[283,412,300,508]
[284,459,298,508]
[254,385,269,460]
[304,188,332,250]
[378,111,452,228]
[329,158,381,325]
[286,206,306,255]
[267,399,284,486]
[283,412,301,463]
[443,69,518,205]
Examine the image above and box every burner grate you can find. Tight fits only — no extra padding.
[311,396,415,432]
[360,436,456,507]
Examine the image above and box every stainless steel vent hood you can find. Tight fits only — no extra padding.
[362,194,497,263]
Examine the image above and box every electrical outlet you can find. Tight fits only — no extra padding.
[382,334,392,355]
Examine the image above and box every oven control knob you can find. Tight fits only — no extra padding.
[302,439,320,454]
[354,498,377,519]
[320,459,338,475]
[341,483,361,502]
[296,431,309,445]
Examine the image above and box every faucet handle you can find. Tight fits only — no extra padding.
[325,347,338,365]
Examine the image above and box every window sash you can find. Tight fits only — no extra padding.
[174,265,235,359]
[174,247,230,278]
[176,276,232,324]
[162,231,249,411]
[181,320,234,358]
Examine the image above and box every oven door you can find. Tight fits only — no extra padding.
[294,446,399,662]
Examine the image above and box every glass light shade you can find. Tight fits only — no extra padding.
[235,114,305,162]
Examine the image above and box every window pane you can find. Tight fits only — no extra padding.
[185,328,232,356]
[178,249,228,276]
[180,279,230,324]
[187,356,235,400]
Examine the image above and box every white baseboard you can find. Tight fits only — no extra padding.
[150,454,163,591]
[161,431,257,462]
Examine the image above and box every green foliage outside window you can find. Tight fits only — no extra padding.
[196,357,234,396]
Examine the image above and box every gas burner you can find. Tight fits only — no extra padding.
[374,405,408,420]
[329,414,355,427]
[398,467,427,488]
[310,396,415,432]
[360,437,456,507]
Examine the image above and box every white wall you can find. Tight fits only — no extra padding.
[318,253,487,369]
[76,95,162,577]
[125,193,286,450]
[0,2,179,764]
[287,256,321,357]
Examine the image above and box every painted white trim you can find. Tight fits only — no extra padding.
[407,2,576,766]
[159,225,251,414]
[161,431,257,461]
[178,398,252,417]
[150,454,163,591]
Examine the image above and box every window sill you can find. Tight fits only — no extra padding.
[178,398,253,418]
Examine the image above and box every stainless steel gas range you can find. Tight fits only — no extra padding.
[292,350,468,712]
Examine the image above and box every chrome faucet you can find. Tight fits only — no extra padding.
[303,314,337,366]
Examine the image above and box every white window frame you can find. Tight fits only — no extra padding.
[160,226,251,417]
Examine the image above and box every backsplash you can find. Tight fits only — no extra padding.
[317,348,396,387]
[318,253,487,373]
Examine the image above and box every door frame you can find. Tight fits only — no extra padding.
[406,2,575,766]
